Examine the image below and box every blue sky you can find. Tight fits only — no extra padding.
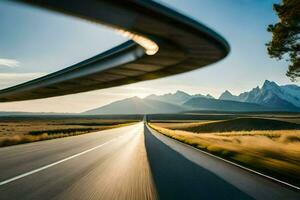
[0,1,126,88]
[0,0,298,112]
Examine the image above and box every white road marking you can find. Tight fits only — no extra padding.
[0,126,141,186]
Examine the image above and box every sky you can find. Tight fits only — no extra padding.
[0,0,298,113]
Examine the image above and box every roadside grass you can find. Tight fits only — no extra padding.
[154,117,300,133]
[149,123,300,187]
[28,128,96,135]
[150,120,216,130]
[0,120,137,147]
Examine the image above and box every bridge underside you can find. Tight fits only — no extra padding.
[0,0,229,102]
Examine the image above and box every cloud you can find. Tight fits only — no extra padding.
[0,58,19,67]
[0,72,45,89]
[0,72,44,78]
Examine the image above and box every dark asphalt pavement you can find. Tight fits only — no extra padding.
[0,123,299,200]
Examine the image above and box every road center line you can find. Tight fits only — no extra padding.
[0,127,139,186]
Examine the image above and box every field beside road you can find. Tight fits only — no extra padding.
[149,117,300,187]
[0,116,138,147]
[1,118,300,199]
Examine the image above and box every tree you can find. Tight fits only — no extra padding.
[266,0,300,81]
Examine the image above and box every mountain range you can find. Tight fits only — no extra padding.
[83,80,300,115]
[219,80,300,110]
[83,97,185,115]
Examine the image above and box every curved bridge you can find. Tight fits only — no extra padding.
[0,0,229,102]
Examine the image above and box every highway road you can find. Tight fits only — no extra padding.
[0,122,299,200]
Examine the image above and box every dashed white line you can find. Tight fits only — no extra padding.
[0,126,141,186]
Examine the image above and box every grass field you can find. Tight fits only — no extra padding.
[149,117,300,186]
[0,117,138,147]
[153,117,300,133]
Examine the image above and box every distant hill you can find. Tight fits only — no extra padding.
[219,90,240,101]
[219,80,300,110]
[83,97,186,115]
[82,93,278,115]
[165,118,300,133]
[0,111,72,116]
[82,96,282,115]
[82,81,300,115]
[145,90,213,105]
[1,80,299,115]
[183,97,274,112]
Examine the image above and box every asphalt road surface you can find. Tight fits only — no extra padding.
[0,122,299,200]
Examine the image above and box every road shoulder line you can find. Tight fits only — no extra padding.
[146,124,300,191]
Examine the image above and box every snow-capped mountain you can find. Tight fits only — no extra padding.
[279,84,300,107]
[219,80,300,110]
[82,81,300,115]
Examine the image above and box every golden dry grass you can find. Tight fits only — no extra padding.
[152,118,300,133]
[149,123,300,185]
[152,120,220,130]
[0,119,137,147]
